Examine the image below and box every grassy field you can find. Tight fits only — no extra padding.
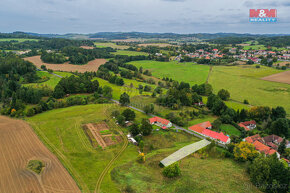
[0,38,38,42]
[112,132,260,193]
[128,60,210,85]
[111,50,149,56]
[24,71,73,89]
[209,65,290,115]
[94,42,129,50]
[219,124,241,136]
[27,104,149,192]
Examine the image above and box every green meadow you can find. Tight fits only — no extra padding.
[128,60,210,85]
[209,65,290,115]
[112,50,149,56]
[0,38,38,42]
[94,42,129,49]
[219,124,241,136]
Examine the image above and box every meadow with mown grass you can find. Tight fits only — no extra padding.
[208,65,290,116]
[128,60,210,85]
[112,50,149,56]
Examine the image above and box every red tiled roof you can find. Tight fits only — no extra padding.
[245,134,262,143]
[149,117,170,125]
[240,120,256,126]
[266,142,278,150]
[189,125,205,134]
[202,129,229,143]
[197,121,212,129]
[282,158,290,163]
[239,123,250,131]
[252,141,276,155]
[162,126,167,130]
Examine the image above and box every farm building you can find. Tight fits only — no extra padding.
[189,121,230,144]
[239,120,256,131]
[149,116,172,129]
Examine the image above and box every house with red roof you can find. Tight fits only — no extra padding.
[189,121,230,144]
[239,120,256,131]
[149,116,172,129]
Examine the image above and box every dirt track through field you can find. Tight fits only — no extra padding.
[261,71,290,84]
[24,56,107,73]
[0,116,81,193]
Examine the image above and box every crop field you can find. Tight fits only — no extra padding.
[138,43,174,47]
[24,56,107,73]
[111,131,260,193]
[0,38,38,42]
[128,60,210,85]
[261,70,290,84]
[94,42,129,49]
[0,116,80,193]
[111,50,149,56]
[24,71,73,89]
[27,104,149,192]
[209,65,290,115]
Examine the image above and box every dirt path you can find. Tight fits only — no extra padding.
[206,65,213,83]
[94,112,128,193]
[0,116,81,193]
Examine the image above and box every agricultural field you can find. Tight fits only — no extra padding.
[94,42,130,49]
[138,43,174,47]
[27,104,149,192]
[111,132,260,193]
[111,50,149,56]
[208,65,290,116]
[0,116,80,193]
[261,70,290,84]
[24,55,107,73]
[128,60,210,85]
[0,38,38,42]
[24,71,73,89]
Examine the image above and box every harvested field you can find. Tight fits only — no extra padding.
[0,116,80,193]
[274,61,290,67]
[84,122,121,149]
[261,71,290,84]
[24,55,107,73]
[80,46,95,49]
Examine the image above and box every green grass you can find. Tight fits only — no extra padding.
[111,132,260,193]
[111,50,149,56]
[128,60,210,85]
[202,97,251,111]
[94,42,129,50]
[209,65,290,115]
[187,116,217,127]
[219,124,241,136]
[0,38,39,42]
[27,104,149,192]
[24,71,73,89]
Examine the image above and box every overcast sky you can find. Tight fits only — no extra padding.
[1,0,290,34]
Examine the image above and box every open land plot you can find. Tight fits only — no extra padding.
[111,131,260,193]
[111,50,149,56]
[219,124,241,136]
[27,104,149,192]
[273,61,290,67]
[80,46,95,49]
[261,70,290,84]
[24,55,107,73]
[94,42,129,49]
[128,60,210,85]
[138,43,175,47]
[24,71,73,89]
[209,65,290,115]
[0,116,80,193]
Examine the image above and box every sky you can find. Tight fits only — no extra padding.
[1,0,290,34]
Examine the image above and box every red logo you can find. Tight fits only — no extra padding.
[250,9,277,18]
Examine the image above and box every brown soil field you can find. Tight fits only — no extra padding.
[84,122,121,149]
[138,43,174,47]
[0,116,81,193]
[80,46,95,49]
[273,61,290,67]
[24,56,107,73]
[261,71,290,84]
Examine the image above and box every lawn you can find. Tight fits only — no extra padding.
[27,104,149,192]
[219,124,241,136]
[128,60,210,85]
[94,42,129,50]
[24,71,73,89]
[111,50,149,56]
[111,133,260,193]
[0,38,39,42]
[209,65,290,116]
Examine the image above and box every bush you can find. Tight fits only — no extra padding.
[255,65,260,68]
[162,162,181,178]
[243,99,249,104]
